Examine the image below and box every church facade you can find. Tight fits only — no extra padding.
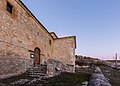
[0,0,76,78]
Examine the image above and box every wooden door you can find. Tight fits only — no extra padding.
[34,47,41,65]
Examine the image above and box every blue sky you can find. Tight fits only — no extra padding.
[21,0,120,60]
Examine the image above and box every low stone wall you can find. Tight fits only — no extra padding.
[46,59,75,77]
[0,57,33,79]
[88,67,112,86]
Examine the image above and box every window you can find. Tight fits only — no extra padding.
[7,2,13,14]
[49,40,52,45]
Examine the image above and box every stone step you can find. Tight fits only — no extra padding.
[27,70,45,72]
[28,73,47,78]
[27,71,46,74]
[28,73,46,75]
[28,68,45,71]
[28,69,46,71]
[30,65,47,68]
[28,66,46,69]
[29,75,42,78]
[27,66,47,71]
[26,65,47,78]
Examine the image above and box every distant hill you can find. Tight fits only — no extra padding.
[107,60,120,63]
[75,55,120,68]
[75,55,102,66]
[75,55,99,60]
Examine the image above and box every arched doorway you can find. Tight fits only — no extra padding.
[34,47,41,66]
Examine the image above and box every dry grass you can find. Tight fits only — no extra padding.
[0,72,90,86]
[100,66,120,86]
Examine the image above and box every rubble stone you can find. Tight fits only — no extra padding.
[88,67,112,86]
[47,59,75,77]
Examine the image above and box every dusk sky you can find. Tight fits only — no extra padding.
[21,0,120,60]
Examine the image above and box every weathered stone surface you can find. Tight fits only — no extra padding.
[0,57,32,79]
[0,0,76,77]
[88,67,112,86]
[46,59,63,77]
[46,59,75,77]
[26,65,47,78]
[94,67,102,74]
[81,81,88,86]
[52,37,76,66]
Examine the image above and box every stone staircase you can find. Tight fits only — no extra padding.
[5,65,49,85]
[26,65,48,79]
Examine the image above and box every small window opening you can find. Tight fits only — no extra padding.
[7,2,13,14]
[49,40,52,45]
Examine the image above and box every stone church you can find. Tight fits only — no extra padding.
[0,0,76,78]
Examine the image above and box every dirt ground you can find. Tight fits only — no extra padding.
[76,65,120,86]
[0,72,90,86]
[0,65,119,86]
[100,66,120,86]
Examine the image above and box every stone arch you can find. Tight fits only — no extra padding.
[34,47,41,66]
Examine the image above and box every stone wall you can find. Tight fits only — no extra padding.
[0,57,32,79]
[47,59,75,77]
[52,37,76,66]
[0,0,53,77]
[0,0,76,77]
[0,0,53,58]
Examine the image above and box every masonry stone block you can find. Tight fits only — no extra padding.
[0,0,76,77]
